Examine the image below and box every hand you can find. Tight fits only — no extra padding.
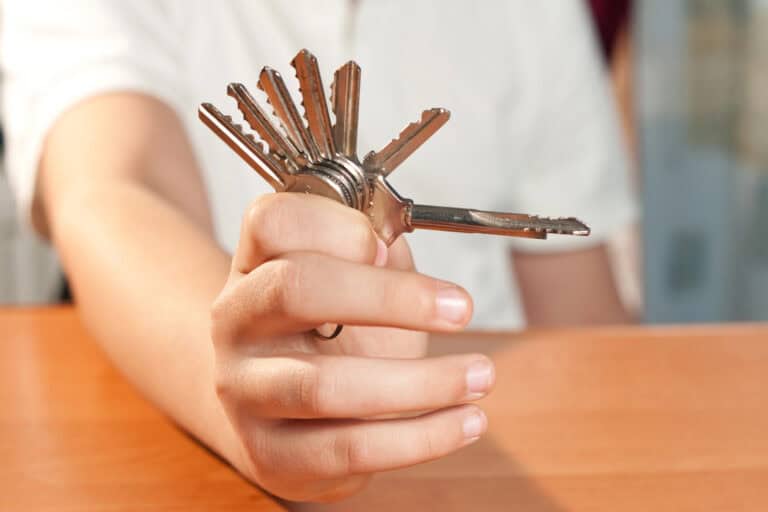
[211,193,495,502]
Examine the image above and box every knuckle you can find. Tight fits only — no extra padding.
[383,275,434,322]
[305,204,376,264]
[209,291,235,345]
[453,380,468,403]
[344,222,376,263]
[213,360,249,408]
[380,276,404,310]
[404,423,450,464]
[356,221,378,263]
[244,429,280,480]
[416,278,440,320]
[295,363,322,416]
[244,196,268,233]
[245,194,289,244]
[279,259,309,321]
[336,431,371,476]
[262,258,307,321]
[343,206,373,233]
[209,297,226,337]
[252,450,277,480]
[348,222,378,264]
[418,428,438,460]
[245,194,279,227]
[290,362,338,417]
[213,368,236,403]
[410,360,466,406]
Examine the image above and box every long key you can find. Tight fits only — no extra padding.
[292,49,336,159]
[408,205,590,239]
[365,175,589,245]
[363,108,450,176]
[198,102,286,192]
[331,61,361,159]
[227,82,307,170]
[258,66,321,161]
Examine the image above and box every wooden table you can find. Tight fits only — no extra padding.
[2,307,767,511]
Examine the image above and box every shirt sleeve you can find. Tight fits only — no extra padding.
[501,1,638,253]
[0,0,186,228]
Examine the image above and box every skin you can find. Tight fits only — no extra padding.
[37,92,629,502]
[513,246,630,326]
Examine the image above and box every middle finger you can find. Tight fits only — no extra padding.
[219,353,495,419]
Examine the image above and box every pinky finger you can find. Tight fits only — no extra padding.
[259,404,487,481]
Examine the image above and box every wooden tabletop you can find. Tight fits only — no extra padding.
[2,307,767,511]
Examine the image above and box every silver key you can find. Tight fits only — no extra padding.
[363,108,450,176]
[258,66,320,161]
[292,49,336,159]
[364,173,588,245]
[199,48,591,246]
[227,82,306,170]
[198,102,287,192]
[331,61,361,160]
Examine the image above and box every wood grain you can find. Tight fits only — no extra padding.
[2,307,767,511]
[0,307,284,512]
[299,325,768,512]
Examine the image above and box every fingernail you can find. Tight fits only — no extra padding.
[374,238,388,267]
[462,410,487,439]
[435,284,469,325]
[466,359,494,398]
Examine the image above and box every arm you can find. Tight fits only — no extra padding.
[39,92,490,502]
[39,93,239,456]
[512,244,632,327]
[502,2,637,326]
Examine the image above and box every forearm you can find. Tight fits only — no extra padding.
[36,93,244,461]
[48,177,240,458]
[513,244,632,327]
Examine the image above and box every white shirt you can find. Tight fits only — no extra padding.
[1,0,636,328]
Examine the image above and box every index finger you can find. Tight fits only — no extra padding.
[233,193,385,274]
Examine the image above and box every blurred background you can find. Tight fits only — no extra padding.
[0,121,60,304]
[0,0,766,324]
[639,0,768,323]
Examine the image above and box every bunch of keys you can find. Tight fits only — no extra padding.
[199,48,590,245]
[200,49,590,338]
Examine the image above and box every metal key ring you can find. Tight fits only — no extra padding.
[312,324,344,340]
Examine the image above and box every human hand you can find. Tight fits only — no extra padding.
[211,193,495,502]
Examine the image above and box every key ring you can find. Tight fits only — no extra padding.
[312,324,344,340]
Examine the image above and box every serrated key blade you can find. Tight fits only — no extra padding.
[363,108,450,176]
[291,49,336,159]
[198,103,285,191]
[227,83,307,170]
[257,66,320,161]
[407,205,591,239]
[331,61,361,159]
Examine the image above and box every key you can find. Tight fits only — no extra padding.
[200,48,591,246]
[292,49,336,159]
[198,102,288,192]
[410,206,589,238]
[227,82,307,170]
[258,66,320,161]
[364,173,590,245]
[363,108,450,176]
[331,61,361,160]
[412,207,590,237]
